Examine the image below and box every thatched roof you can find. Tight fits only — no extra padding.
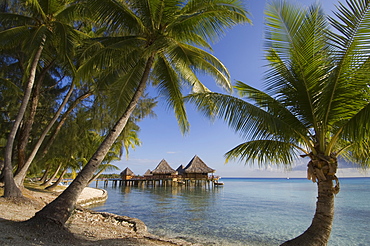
[152,159,177,174]
[184,155,215,174]
[144,169,152,176]
[120,167,134,176]
[176,165,185,175]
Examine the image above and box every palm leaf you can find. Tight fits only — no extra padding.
[153,54,190,133]
[225,139,300,166]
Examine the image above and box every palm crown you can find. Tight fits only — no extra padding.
[188,0,370,177]
[78,0,250,133]
[187,2,370,243]
[0,0,89,67]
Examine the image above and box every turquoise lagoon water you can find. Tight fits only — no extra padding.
[90,178,370,245]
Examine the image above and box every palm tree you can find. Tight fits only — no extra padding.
[187,0,370,245]
[28,0,250,226]
[0,0,89,197]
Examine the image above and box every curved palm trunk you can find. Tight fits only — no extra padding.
[28,56,154,226]
[14,82,75,187]
[41,163,62,187]
[281,175,337,245]
[3,42,45,198]
[45,168,67,191]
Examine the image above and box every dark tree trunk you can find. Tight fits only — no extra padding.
[0,160,5,183]
[27,56,154,226]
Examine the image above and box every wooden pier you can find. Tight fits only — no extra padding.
[95,176,221,188]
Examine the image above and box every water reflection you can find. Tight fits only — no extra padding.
[90,178,370,246]
[92,183,223,225]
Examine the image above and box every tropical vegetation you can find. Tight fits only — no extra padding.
[1,0,250,228]
[187,0,370,245]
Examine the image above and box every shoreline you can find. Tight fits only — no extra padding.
[0,184,199,246]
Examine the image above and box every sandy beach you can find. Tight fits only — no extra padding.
[0,183,198,246]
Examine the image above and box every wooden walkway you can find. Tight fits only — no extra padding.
[95,176,221,188]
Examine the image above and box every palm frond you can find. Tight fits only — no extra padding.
[340,139,370,168]
[0,26,32,49]
[87,0,145,34]
[170,43,231,92]
[173,0,250,44]
[76,36,145,81]
[0,12,34,26]
[235,81,310,143]
[323,0,370,126]
[225,140,299,166]
[107,58,148,117]
[265,2,332,130]
[153,54,190,133]
[186,92,307,148]
[25,0,47,20]
[339,101,370,143]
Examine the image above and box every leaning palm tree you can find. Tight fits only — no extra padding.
[187,0,370,245]
[0,0,89,197]
[29,0,250,226]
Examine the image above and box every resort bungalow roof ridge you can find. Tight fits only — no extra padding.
[176,165,185,175]
[144,169,152,176]
[184,155,215,174]
[151,159,177,174]
[120,167,135,176]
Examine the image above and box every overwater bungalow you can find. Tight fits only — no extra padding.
[176,165,185,175]
[182,155,215,179]
[120,167,135,180]
[151,159,178,179]
[102,156,220,188]
[144,169,152,177]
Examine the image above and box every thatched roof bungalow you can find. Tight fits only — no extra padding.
[152,159,177,177]
[144,169,152,177]
[176,165,185,175]
[183,155,215,179]
[120,167,135,180]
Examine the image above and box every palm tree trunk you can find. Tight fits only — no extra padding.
[16,77,41,174]
[45,168,67,191]
[3,42,45,198]
[14,82,75,187]
[38,91,93,161]
[281,177,335,246]
[28,55,155,226]
[16,60,55,176]
[39,164,51,183]
[0,160,4,182]
[87,169,105,186]
[41,163,62,187]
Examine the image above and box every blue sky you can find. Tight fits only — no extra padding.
[112,0,369,178]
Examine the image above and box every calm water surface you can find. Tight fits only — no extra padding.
[90,178,370,245]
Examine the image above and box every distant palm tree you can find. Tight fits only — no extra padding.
[187,0,370,245]
[29,0,251,226]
